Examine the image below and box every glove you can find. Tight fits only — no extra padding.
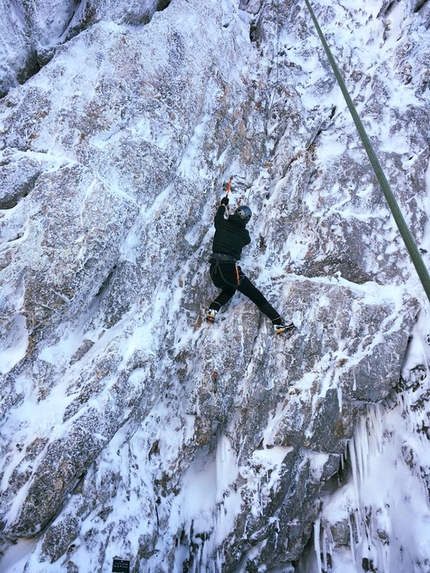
[221,196,229,206]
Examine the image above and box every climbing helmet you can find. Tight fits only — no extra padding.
[235,205,252,222]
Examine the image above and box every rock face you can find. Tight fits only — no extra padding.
[0,0,429,571]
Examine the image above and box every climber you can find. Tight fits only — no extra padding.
[206,195,295,335]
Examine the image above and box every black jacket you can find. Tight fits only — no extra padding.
[212,205,251,260]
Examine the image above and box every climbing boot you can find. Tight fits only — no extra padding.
[273,320,295,335]
[206,309,218,323]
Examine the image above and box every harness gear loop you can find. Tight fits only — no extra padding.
[235,265,240,285]
[303,0,430,303]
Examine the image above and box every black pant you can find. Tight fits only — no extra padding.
[209,261,280,322]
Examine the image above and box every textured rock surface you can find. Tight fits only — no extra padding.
[0,0,429,571]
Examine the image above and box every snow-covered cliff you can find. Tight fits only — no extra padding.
[1,0,429,571]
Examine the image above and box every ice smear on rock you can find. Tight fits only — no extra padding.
[0,0,430,571]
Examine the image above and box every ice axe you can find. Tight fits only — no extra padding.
[223,176,233,199]
[220,176,234,211]
[222,175,249,206]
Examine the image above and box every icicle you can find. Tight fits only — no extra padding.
[337,384,343,412]
[314,517,323,572]
[360,416,369,481]
[221,435,227,463]
[348,513,357,565]
[348,436,360,507]
[366,404,383,456]
[341,446,346,471]
[322,526,328,571]
[354,414,370,484]
[323,523,335,567]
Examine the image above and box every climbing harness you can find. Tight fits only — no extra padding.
[303,0,430,303]
[209,253,241,287]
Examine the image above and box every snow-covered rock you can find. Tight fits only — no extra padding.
[0,0,429,571]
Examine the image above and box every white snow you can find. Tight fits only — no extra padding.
[1,0,430,571]
[0,315,28,374]
[319,311,430,572]
[167,432,242,571]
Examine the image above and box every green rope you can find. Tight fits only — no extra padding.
[303,0,430,302]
